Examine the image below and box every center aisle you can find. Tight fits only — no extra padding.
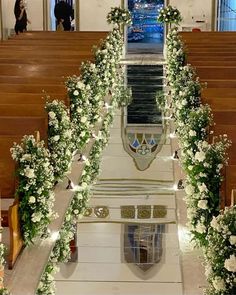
[55,104,184,294]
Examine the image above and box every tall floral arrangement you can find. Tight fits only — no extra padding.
[107,7,132,26]
[46,100,74,181]
[204,206,236,295]
[11,135,55,244]
[157,5,182,25]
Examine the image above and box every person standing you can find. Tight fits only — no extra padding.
[54,0,73,31]
[14,0,30,34]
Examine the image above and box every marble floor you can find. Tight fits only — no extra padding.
[55,85,206,295]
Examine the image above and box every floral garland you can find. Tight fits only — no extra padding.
[107,7,132,26]
[157,5,182,25]
[204,206,236,295]
[163,26,234,293]
[0,244,10,295]
[66,76,93,150]
[36,9,126,293]
[165,28,231,247]
[46,100,74,181]
[36,102,117,295]
[11,135,55,244]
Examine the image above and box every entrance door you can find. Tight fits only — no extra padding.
[50,0,75,31]
[127,0,164,54]
[217,0,236,31]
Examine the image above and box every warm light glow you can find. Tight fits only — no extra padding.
[169,132,176,139]
[51,231,59,241]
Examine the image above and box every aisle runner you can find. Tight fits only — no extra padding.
[55,109,183,295]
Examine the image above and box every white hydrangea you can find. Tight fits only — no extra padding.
[224,255,236,272]
[210,216,221,232]
[31,212,43,223]
[76,81,85,89]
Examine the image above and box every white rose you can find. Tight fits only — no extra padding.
[81,116,87,123]
[189,130,196,137]
[48,111,56,119]
[210,216,221,232]
[73,90,79,96]
[199,183,208,193]
[195,150,205,162]
[80,131,86,137]
[197,200,208,209]
[76,81,85,89]
[29,196,36,204]
[195,222,206,233]
[53,135,60,141]
[229,235,236,246]
[212,277,226,291]
[22,154,31,161]
[188,165,193,171]
[25,168,35,179]
[74,209,79,215]
[64,130,72,138]
[185,184,194,195]
[31,212,42,223]
[224,255,236,272]
[77,107,82,113]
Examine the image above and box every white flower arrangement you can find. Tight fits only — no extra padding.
[164,24,234,295]
[36,24,125,295]
[11,135,55,244]
[107,7,132,26]
[66,76,92,150]
[157,5,182,25]
[46,100,74,181]
[204,206,236,295]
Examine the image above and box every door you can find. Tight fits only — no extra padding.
[126,0,165,54]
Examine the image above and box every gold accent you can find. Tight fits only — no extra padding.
[0,0,3,40]
[153,205,167,218]
[94,206,109,218]
[83,207,92,217]
[79,220,176,225]
[121,0,125,9]
[121,206,135,219]
[231,189,236,207]
[43,0,48,31]
[137,205,151,219]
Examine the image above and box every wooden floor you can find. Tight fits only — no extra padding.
[0,31,107,269]
[180,31,236,207]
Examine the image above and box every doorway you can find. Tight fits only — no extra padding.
[217,0,236,31]
[50,0,75,31]
[127,0,165,54]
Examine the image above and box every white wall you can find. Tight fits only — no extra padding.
[170,0,213,31]
[79,0,121,31]
[1,0,44,36]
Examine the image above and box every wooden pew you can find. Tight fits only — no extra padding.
[0,93,68,105]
